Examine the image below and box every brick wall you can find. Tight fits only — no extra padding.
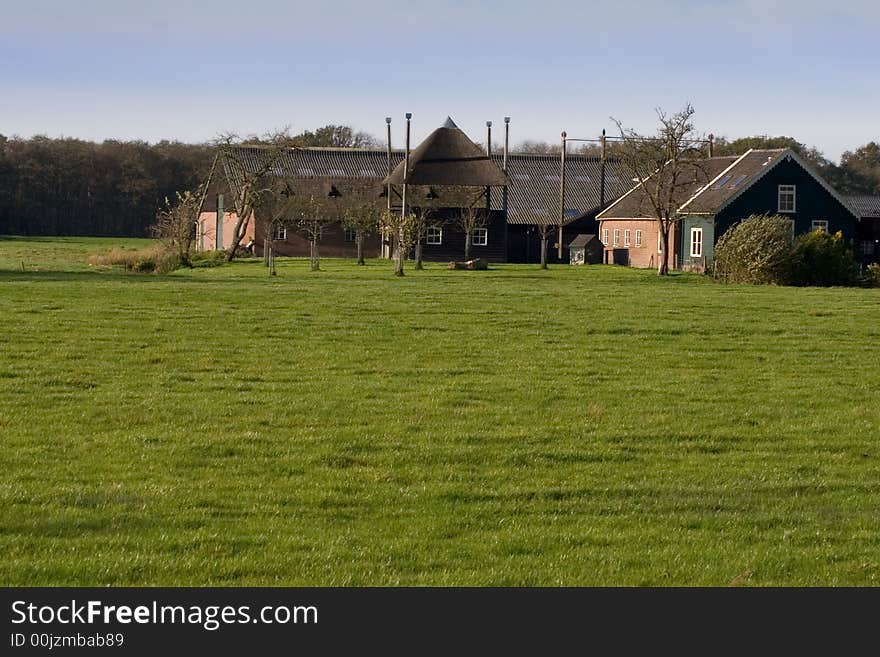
[598,218,678,269]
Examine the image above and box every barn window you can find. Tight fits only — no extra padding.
[811,220,828,232]
[778,185,796,213]
[635,229,642,247]
[344,227,357,242]
[473,228,488,246]
[426,226,443,245]
[275,224,287,240]
[602,228,609,245]
[690,227,703,257]
[624,229,631,247]
[613,229,620,247]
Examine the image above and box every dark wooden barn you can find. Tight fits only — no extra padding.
[500,154,630,264]
[846,195,880,263]
[196,118,629,263]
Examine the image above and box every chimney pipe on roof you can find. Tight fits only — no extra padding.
[708,133,714,158]
[393,113,412,275]
[486,121,493,214]
[384,117,392,258]
[402,113,412,206]
[503,117,510,222]
[600,128,607,208]
[558,131,567,260]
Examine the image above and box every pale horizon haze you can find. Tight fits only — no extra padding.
[1,0,878,162]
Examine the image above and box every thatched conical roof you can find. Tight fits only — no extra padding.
[384,117,508,187]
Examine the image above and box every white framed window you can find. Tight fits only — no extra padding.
[613,229,620,247]
[778,185,796,213]
[275,224,287,240]
[861,240,875,256]
[624,229,631,247]
[344,227,357,242]
[473,228,488,246]
[635,229,642,247]
[690,227,703,257]
[426,226,443,245]
[602,228,609,245]
[811,220,828,232]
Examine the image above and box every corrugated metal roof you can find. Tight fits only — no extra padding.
[225,146,400,182]
[493,153,630,224]
[220,146,628,225]
[847,195,880,218]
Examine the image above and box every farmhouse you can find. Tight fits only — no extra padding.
[196,118,630,263]
[597,148,863,270]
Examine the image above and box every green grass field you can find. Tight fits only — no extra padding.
[1,236,879,585]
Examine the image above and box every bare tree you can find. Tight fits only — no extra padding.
[536,220,554,270]
[512,140,557,154]
[612,104,707,275]
[253,178,298,275]
[381,209,418,276]
[342,201,382,265]
[288,193,338,271]
[293,125,381,149]
[151,185,205,265]
[411,207,436,270]
[215,131,293,262]
[454,205,489,261]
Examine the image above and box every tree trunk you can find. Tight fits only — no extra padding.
[269,246,276,276]
[393,246,404,276]
[263,236,269,266]
[658,227,670,276]
[356,232,365,265]
[393,228,404,276]
[540,234,548,269]
[225,209,250,262]
[310,239,320,271]
[414,240,423,270]
[464,231,472,261]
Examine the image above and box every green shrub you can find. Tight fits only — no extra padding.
[713,214,794,285]
[789,230,857,286]
[133,257,157,273]
[155,252,187,274]
[190,250,227,268]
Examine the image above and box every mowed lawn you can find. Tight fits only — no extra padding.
[1,236,879,586]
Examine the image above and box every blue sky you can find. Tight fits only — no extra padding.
[2,0,878,161]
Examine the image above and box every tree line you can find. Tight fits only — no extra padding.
[0,125,378,238]
[0,136,213,237]
[1,126,878,239]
